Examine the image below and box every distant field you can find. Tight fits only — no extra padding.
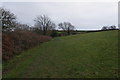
[3,30,118,78]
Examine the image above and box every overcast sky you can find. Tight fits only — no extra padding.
[2,2,118,30]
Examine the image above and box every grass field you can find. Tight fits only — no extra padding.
[3,30,118,78]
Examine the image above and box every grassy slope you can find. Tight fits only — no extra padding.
[3,30,118,78]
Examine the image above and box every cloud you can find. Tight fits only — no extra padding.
[3,2,118,30]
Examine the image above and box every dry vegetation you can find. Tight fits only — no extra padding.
[2,31,52,61]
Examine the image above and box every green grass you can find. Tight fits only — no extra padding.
[3,30,118,78]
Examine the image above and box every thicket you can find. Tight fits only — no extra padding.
[2,31,52,61]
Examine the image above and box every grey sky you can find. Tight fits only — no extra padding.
[2,2,118,30]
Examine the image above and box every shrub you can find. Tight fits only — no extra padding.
[2,31,52,61]
[2,34,14,60]
[50,30,59,37]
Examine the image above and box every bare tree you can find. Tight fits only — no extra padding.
[109,25,116,30]
[101,26,108,30]
[101,25,116,30]
[34,15,56,35]
[0,7,17,32]
[58,22,74,35]
[14,22,30,31]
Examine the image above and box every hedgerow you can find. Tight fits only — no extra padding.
[2,31,52,61]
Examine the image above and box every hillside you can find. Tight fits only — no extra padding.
[3,30,118,78]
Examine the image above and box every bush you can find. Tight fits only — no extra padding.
[2,31,52,61]
[50,30,59,37]
[2,34,14,60]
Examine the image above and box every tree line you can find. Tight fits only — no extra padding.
[101,25,117,31]
[1,7,118,36]
[1,8,75,37]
